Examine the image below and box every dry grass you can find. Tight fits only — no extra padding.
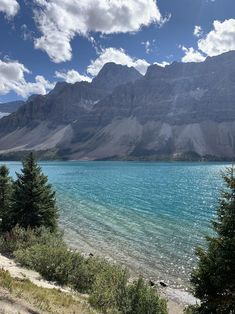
[0,268,96,314]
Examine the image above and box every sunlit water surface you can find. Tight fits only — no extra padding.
[4,161,229,288]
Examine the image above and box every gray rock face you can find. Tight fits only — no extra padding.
[0,52,235,160]
[92,62,142,90]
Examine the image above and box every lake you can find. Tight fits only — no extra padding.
[3,161,229,289]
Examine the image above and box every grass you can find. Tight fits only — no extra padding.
[0,268,96,314]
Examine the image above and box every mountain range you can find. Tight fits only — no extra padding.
[0,51,235,160]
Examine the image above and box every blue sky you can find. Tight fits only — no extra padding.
[0,0,235,102]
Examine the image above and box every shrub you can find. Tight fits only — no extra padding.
[15,244,82,286]
[89,264,129,313]
[2,227,168,314]
[0,225,65,256]
[15,242,123,296]
[69,257,110,293]
[127,278,168,314]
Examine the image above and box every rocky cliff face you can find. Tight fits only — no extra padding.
[0,52,235,160]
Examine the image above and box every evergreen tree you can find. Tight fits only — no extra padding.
[0,165,12,231]
[9,153,58,231]
[191,167,235,313]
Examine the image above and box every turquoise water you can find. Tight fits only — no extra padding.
[3,161,229,288]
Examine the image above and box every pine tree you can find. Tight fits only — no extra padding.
[9,153,58,231]
[191,167,235,313]
[0,165,12,231]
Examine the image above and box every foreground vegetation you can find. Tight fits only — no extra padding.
[0,268,94,314]
[0,226,167,314]
[0,153,168,314]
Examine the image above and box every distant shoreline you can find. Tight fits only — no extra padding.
[0,153,234,163]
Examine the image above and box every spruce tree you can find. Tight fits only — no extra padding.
[191,167,235,313]
[0,165,12,231]
[10,153,58,231]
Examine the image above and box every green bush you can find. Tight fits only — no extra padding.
[15,241,125,296]
[127,278,167,314]
[0,225,64,256]
[69,256,110,293]
[89,264,129,313]
[15,244,80,285]
[14,240,104,292]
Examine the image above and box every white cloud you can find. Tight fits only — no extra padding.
[194,25,203,38]
[198,19,235,57]
[0,0,19,18]
[55,69,91,83]
[154,61,170,67]
[182,19,235,63]
[87,47,150,76]
[181,46,206,63]
[32,0,163,63]
[0,59,54,98]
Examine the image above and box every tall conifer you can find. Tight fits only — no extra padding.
[10,153,58,231]
[0,165,12,231]
[191,167,235,313]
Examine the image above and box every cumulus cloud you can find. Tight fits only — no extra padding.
[198,19,235,57]
[182,19,235,63]
[0,59,54,98]
[0,0,19,18]
[55,69,91,83]
[181,46,206,63]
[32,0,163,63]
[87,47,150,76]
[194,25,203,38]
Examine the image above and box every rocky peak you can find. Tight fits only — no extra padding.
[92,62,142,90]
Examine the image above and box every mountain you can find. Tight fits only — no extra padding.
[0,101,24,119]
[92,62,142,90]
[0,52,235,160]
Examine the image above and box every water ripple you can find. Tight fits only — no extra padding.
[4,161,229,288]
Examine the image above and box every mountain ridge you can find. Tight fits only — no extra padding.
[0,52,235,160]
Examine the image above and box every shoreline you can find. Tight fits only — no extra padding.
[64,231,198,313]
